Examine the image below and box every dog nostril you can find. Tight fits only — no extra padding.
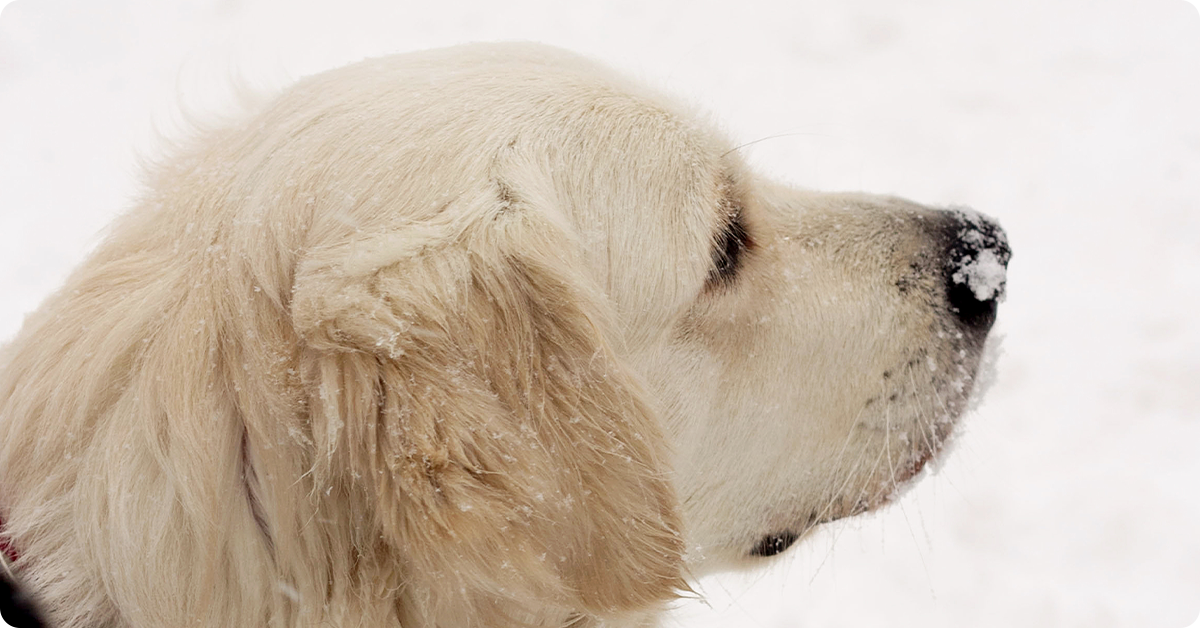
[940,208,1011,332]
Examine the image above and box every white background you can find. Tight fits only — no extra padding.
[1,1,1198,626]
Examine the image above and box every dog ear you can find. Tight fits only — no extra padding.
[291,180,685,621]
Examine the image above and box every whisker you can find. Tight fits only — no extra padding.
[895,494,937,598]
[884,390,898,492]
[826,406,869,480]
[906,366,938,456]
[802,405,874,530]
[809,444,870,532]
[805,449,871,584]
[720,132,833,157]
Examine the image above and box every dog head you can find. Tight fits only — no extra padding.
[286,41,1009,602]
[300,43,1007,572]
[0,42,1008,627]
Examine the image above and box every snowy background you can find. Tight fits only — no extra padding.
[1,0,1198,626]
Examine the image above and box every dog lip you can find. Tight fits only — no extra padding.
[895,444,938,485]
[815,429,948,528]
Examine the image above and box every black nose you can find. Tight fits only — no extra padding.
[940,209,1011,332]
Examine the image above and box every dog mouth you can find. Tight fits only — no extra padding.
[820,438,942,523]
[748,391,963,559]
[748,454,937,559]
[744,263,1005,560]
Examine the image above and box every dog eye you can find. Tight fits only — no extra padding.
[708,204,751,286]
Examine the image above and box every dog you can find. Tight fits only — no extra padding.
[0,42,1009,627]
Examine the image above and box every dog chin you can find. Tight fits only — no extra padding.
[744,446,946,561]
[746,359,987,562]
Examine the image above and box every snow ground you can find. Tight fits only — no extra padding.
[1,1,1198,626]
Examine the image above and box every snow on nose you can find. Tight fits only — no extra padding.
[942,208,1011,332]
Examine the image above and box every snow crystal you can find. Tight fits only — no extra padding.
[952,247,1008,301]
[277,582,301,603]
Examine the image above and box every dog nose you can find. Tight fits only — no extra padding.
[940,209,1011,333]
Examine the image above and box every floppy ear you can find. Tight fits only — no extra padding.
[291,180,685,621]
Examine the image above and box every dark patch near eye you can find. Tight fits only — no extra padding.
[494,178,519,215]
[707,194,752,287]
[749,530,799,557]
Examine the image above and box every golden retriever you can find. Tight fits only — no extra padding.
[0,43,1009,627]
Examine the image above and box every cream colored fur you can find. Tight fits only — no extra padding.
[0,43,999,627]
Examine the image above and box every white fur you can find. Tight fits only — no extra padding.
[0,43,999,627]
